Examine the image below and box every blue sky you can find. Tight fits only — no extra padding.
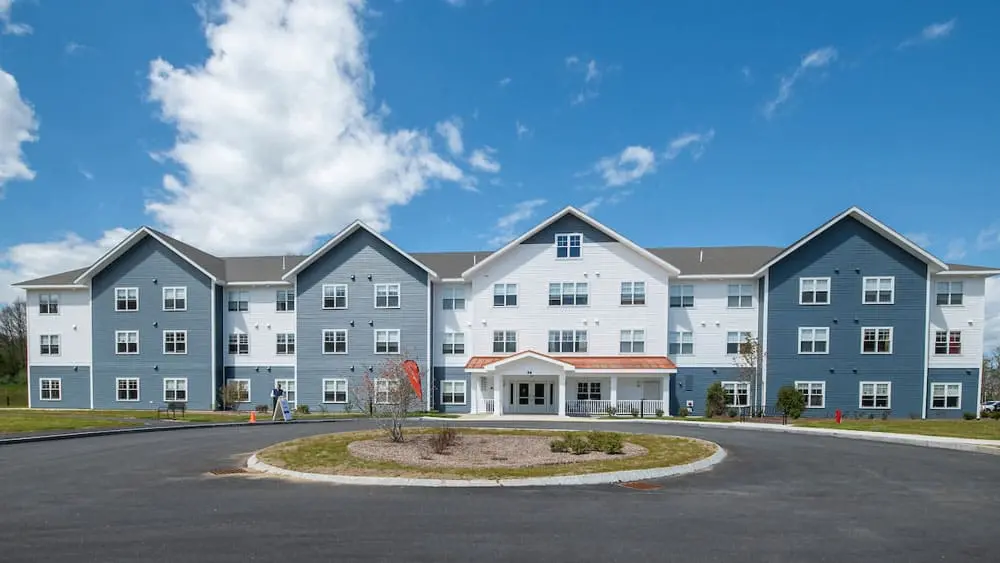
[1,0,998,342]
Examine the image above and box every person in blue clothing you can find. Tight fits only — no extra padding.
[271,383,284,412]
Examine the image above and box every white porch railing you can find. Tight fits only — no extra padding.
[566,399,613,415]
[615,399,663,416]
[565,399,664,416]
[479,398,495,414]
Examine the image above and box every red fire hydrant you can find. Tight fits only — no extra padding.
[835,409,842,424]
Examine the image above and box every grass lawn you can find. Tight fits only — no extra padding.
[793,419,1000,440]
[0,411,144,433]
[256,428,718,480]
[0,383,28,408]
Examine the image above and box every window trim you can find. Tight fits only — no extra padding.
[374,329,401,355]
[322,378,349,404]
[726,283,754,309]
[555,232,583,259]
[115,330,140,355]
[442,331,466,355]
[798,277,831,305]
[547,329,588,354]
[163,377,189,403]
[721,381,750,407]
[548,282,589,307]
[322,329,348,355]
[275,332,296,355]
[275,289,295,312]
[795,381,826,409]
[860,326,893,355]
[669,284,695,308]
[725,331,753,356]
[859,381,892,409]
[39,378,62,401]
[229,378,251,403]
[935,281,964,306]
[39,333,61,357]
[933,330,962,355]
[162,330,188,355]
[228,332,249,355]
[321,284,348,310]
[114,287,139,312]
[576,380,602,401]
[620,281,646,306]
[39,293,60,315]
[161,286,187,312]
[619,329,646,354]
[668,330,694,356]
[115,377,140,402]
[930,382,962,410]
[492,283,518,308]
[374,378,400,404]
[797,327,830,355]
[862,276,895,305]
[373,283,401,309]
[227,289,249,312]
[441,380,468,405]
[442,286,466,310]
[492,330,517,354]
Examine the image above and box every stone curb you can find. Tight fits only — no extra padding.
[245,431,726,487]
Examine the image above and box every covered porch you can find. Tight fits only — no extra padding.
[464,351,676,417]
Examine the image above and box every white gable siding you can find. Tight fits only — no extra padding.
[432,282,473,366]
[928,276,985,368]
[466,240,669,356]
[26,288,92,366]
[223,286,296,366]
[667,280,760,367]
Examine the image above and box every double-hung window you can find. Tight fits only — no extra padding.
[229,379,250,403]
[548,282,588,306]
[39,378,61,401]
[930,383,961,410]
[276,333,295,355]
[39,293,59,315]
[861,327,893,354]
[863,276,895,304]
[726,331,752,355]
[576,381,601,401]
[860,382,891,409]
[934,330,961,355]
[227,290,249,312]
[39,334,60,356]
[620,281,645,305]
[228,333,249,355]
[323,379,348,403]
[163,330,187,354]
[799,278,830,305]
[727,284,753,308]
[935,281,963,305]
[116,378,140,402]
[115,287,139,311]
[669,285,694,308]
[548,330,587,353]
[322,284,347,309]
[374,329,400,354]
[555,233,582,258]
[442,287,465,310]
[795,381,825,408]
[116,331,139,354]
[492,330,517,353]
[374,284,400,308]
[620,330,645,353]
[275,289,295,312]
[163,378,188,402]
[442,332,465,355]
[162,287,187,311]
[493,283,517,307]
[722,382,749,407]
[668,331,693,356]
[375,378,399,404]
[441,381,467,405]
[798,327,829,354]
[322,329,347,354]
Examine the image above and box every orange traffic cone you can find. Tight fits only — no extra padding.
[249,411,256,424]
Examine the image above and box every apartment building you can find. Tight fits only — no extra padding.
[15,206,998,418]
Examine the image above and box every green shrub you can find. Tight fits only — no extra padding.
[963,412,976,420]
[605,405,618,416]
[564,433,591,455]
[705,382,727,418]
[429,425,459,454]
[727,408,738,418]
[678,407,689,417]
[776,384,806,419]
[549,438,569,453]
[295,404,310,415]
[991,411,1000,420]
[880,410,890,421]
[586,431,625,454]
[655,408,664,418]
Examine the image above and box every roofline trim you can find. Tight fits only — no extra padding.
[460,206,682,278]
[936,270,1000,276]
[224,281,293,286]
[72,227,219,285]
[281,221,438,281]
[675,274,759,280]
[10,284,88,290]
[752,207,949,277]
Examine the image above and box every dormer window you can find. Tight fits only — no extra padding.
[555,233,582,258]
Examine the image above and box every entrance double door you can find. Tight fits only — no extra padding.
[511,380,555,414]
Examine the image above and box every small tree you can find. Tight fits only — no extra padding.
[776,385,806,419]
[983,347,1000,401]
[220,381,245,412]
[705,382,727,418]
[733,333,764,416]
[0,299,27,382]
[351,358,422,442]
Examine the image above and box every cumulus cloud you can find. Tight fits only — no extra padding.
[594,146,656,187]
[435,117,464,156]
[488,199,546,246]
[468,146,500,173]
[0,67,37,196]
[763,46,837,119]
[0,0,32,35]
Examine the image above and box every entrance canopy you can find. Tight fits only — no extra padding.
[465,351,677,374]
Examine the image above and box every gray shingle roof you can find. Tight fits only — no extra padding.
[647,246,783,277]
[410,251,494,279]
[147,228,227,280]
[223,255,307,282]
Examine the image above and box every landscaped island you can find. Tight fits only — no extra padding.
[254,428,718,480]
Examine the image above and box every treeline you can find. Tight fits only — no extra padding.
[985,347,1000,401]
[0,300,26,383]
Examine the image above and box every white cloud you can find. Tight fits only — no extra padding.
[899,18,957,49]
[594,146,656,187]
[0,0,31,35]
[0,67,37,196]
[79,168,94,181]
[65,42,86,55]
[488,199,546,246]
[564,55,579,67]
[663,129,715,161]
[468,146,500,173]
[144,0,465,256]
[498,77,511,87]
[986,278,1000,353]
[945,238,967,260]
[579,197,602,214]
[435,117,464,156]
[584,60,600,83]
[0,228,131,304]
[566,55,603,106]
[444,0,465,6]
[578,190,631,215]
[976,225,1000,251]
[763,46,837,119]
[515,120,530,139]
[904,232,931,248]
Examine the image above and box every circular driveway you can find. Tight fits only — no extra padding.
[1,419,997,562]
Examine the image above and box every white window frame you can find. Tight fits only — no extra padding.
[576,381,602,401]
[115,287,139,311]
[39,334,61,356]
[619,329,646,354]
[798,327,829,355]
[374,283,401,309]
[162,330,187,355]
[374,378,399,404]
[548,282,589,306]
[163,378,188,402]
[547,330,588,353]
[859,381,891,409]
[795,381,826,409]
[322,329,348,354]
[935,281,964,306]
[276,332,296,355]
[933,330,962,355]
[275,289,295,312]
[799,277,831,305]
[322,284,348,309]
[442,287,465,310]
[930,382,962,410]
[669,284,694,308]
[668,331,694,356]
[322,378,348,404]
[39,378,62,401]
[39,293,59,315]
[274,378,296,405]
[727,284,753,308]
[862,276,895,305]
[230,379,251,403]
[860,327,893,355]
[492,330,517,353]
[620,281,646,306]
[228,333,249,355]
[721,381,750,407]
[116,377,140,402]
[162,286,187,311]
[374,329,401,354]
[555,233,582,259]
[115,330,139,355]
[726,331,753,355]
[227,290,249,312]
[442,331,465,355]
[441,380,467,405]
[492,283,518,307]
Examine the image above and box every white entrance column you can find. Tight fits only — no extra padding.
[493,373,503,416]
[610,375,618,408]
[558,373,567,416]
[662,374,671,416]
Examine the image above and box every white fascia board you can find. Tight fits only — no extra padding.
[574,368,678,375]
[11,284,87,289]
[675,274,759,280]
[936,270,1000,276]
[224,281,293,287]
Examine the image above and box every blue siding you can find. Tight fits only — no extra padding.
[295,228,430,412]
[673,366,741,416]
[214,285,225,408]
[766,217,928,419]
[29,366,91,409]
[521,214,615,245]
[927,368,981,419]
[224,366,294,408]
[91,235,214,409]
[432,367,471,413]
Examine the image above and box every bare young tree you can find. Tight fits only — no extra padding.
[732,333,764,415]
[0,299,27,382]
[351,357,422,443]
[983,346,1000,401]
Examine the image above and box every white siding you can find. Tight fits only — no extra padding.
[26,288,92,366]
[223,286,296,366]
[466,240,669,356]
[667,280,760,367]
[432,282,473,366]
[928,276,985,368]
